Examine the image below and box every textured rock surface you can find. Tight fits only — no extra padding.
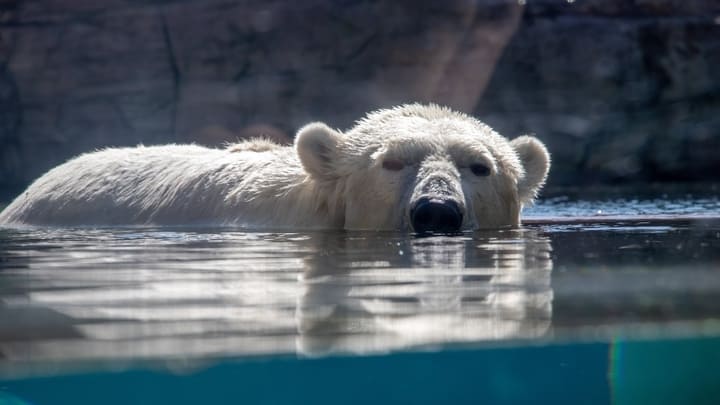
[477,0,720,185]
[0,0,718,196]
[0,0,521,197]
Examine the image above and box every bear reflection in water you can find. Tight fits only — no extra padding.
[0,228,552,363]
[297,229,553,355]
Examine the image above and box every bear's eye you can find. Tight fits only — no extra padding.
[470,163,491,177]
[382,159,404,171]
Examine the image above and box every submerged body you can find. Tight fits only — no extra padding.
[0,104,550,231]
[0,144,336,228]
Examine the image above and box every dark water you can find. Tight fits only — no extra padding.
[1,195,720,404]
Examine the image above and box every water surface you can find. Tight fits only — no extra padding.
[1,195,719,383]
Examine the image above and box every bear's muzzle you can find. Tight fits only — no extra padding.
[410,197,463,234]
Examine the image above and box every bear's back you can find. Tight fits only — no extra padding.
[0,144,271,226]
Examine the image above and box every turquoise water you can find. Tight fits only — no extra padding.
[1,194,720,403]
[2,337,720,404]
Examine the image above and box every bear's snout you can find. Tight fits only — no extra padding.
[410,197,463,234]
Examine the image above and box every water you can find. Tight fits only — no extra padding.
[1,195,720,403]
[525,195,720,217]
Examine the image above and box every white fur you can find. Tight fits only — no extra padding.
[511,135,551,203]
[0,104,550,229]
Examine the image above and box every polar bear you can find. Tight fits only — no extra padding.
[0,104,549,231]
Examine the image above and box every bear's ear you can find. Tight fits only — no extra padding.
[295,122,344,180]
[511,135,550,203]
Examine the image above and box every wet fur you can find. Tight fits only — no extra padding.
[0,104,549,229]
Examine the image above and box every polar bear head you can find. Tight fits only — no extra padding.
[295,104,550,232]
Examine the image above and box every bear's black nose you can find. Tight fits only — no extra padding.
[410,197,463,234]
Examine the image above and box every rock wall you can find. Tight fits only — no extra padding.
[0,0,718,197]
[477,0,720,185]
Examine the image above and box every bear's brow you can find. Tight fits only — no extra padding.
[381,141,441,164]
[380,139,492,169]
[447,142,494,167]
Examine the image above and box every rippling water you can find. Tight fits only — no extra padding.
[526,192,720,217]
[1,195,719,381]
